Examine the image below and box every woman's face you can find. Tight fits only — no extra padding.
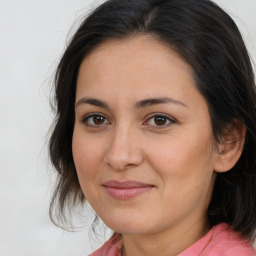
[73,36,219,235]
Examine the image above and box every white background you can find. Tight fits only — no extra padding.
[0,1,255,255]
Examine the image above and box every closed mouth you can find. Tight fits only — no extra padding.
[103,180,155,199]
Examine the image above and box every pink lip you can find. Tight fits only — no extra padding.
[103,180,154,200]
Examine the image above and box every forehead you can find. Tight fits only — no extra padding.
[78,35,193,83]
[76,35,205,110]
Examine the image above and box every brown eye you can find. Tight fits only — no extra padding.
[146,114,175,128]
[83,114,110,127]
[154,116,168,126]
[93,115,106,125]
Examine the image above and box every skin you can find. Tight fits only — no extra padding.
[72,35,241,256]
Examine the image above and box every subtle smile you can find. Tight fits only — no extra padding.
[103,180,155,200]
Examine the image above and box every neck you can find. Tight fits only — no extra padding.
[121,220,209,256]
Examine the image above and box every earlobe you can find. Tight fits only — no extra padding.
[214,120,246,173]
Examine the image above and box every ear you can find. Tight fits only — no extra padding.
[214,120,246,173]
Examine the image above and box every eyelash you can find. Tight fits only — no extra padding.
[144,113,176,129]
[81,113,111,128]
[81,112,176,129]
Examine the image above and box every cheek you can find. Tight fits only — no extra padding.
[72,135,107,208]
[72,131,104,185]
[147,135,215,213]
[146,132,214,187]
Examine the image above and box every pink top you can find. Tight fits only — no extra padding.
[89,223,255,256]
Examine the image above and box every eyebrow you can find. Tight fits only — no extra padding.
[75,97,110,109]
[135,97,188,108]
[75,96,187,109]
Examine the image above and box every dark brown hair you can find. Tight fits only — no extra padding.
[49,0,256,240]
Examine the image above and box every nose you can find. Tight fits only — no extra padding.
[104,125,144,171]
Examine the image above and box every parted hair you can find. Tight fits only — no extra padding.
[49,0,256,240]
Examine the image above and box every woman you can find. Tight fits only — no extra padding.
[49,0,256,255]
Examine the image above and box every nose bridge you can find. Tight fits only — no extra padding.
[104,122,143,171]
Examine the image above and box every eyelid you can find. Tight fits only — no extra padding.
[143,113,176,128]
[81,112,111,127]
[80,112,176,129]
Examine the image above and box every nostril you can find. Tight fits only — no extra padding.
[103,129,144,171]
[104,147,144,171]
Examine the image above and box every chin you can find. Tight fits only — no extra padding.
[100,212,156,235]
[108,222,148,235]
